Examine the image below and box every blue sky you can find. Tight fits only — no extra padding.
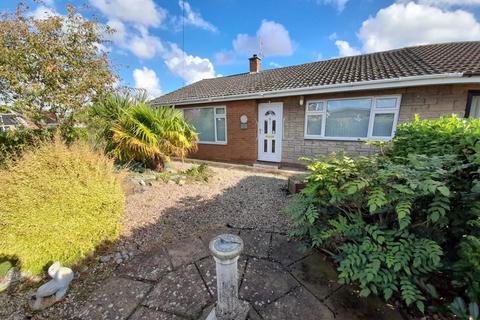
[2,0,480,97]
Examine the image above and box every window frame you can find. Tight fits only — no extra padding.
[181,105,227,145]
[465,90,480,118]
[304,95,401,141]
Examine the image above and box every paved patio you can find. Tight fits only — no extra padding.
[76,227,403,320]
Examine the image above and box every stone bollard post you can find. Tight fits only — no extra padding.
[206,234,250,320]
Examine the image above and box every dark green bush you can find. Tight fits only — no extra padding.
[0,128,53,166]
[0,126,87,167]
[286,116,480,315]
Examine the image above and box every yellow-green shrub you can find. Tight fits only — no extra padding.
[0,139,125,275]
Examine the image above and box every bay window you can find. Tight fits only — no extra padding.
[304,95,400,140]
[183,106,227,144]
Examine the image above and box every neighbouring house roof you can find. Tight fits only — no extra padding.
[0,113,24,126]
[151,41,480,106]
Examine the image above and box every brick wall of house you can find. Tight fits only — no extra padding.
[279,84,480,165]
[178,84,480,166]
[176,100,258,164]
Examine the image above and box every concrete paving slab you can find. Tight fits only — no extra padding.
[239,258,299,308]
[269,233,310,266]
[259,287,334,320]
[129,306,185,320]
[77,277,151,320]
[143,264,211,318]
[290,253,341,299]
[117,246,172,281]
[239,229,271,258]
[166,237,210,268]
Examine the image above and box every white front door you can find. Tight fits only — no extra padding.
[258,103,283,162]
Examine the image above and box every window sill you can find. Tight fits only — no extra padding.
[197,141,227,145]
[303,135,393,142]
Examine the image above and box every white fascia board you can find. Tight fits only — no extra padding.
[169,73,480,106]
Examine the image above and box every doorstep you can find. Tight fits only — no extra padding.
[178,158,307,177]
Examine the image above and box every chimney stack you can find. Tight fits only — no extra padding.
[249,54,261,73]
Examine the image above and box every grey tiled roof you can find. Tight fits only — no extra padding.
[152,41,480,105]
[0,114,22,126]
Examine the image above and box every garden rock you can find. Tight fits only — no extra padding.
[0,268,16,292]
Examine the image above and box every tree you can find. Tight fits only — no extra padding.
[89,92,198,171]
[0,3,116,132]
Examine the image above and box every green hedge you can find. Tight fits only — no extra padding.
[287,116,480,316]
[0,139,125,275]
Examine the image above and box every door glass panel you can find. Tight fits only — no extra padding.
[216,118,226,141]
[272,139,275,153]
[272,120,276,133]
[372,113,395,137]
[264,120,268,133]
[264,139,268,152]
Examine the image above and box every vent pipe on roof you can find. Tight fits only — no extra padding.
[249,54,261,73]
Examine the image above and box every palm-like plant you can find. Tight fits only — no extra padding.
[89,92,198,171]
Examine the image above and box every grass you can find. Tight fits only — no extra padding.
[0,261,13,277]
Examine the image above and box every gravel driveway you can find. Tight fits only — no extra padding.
[121,163,293,251]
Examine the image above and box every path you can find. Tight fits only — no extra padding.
[77,226,403,320]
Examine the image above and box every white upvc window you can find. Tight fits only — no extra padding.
[182,106,227,144]
[304,95,401,141]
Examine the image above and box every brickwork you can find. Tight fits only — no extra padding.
[178,84,480,165]
[176,100,258,164]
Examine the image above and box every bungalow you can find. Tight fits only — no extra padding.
[152,41,480,167]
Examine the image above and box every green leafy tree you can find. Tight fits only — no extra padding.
[0,3,116,132]
[89,92,198,171]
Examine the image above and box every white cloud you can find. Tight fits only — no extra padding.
[335,40,361,57]
[215,51,236,65]
[328,32,337,40]
[128,27,164,59]
[133,67,161,98]
[403,0,480,7]
[359,2,480,53]
[233,20,293,57]
[269,62,282,68]
[175,1,217,32]
[107,22,164,59]
[163,44,216,84]
[318,0,349,11]
[28,5,58,20]
[106,19,127,43]
[89,0,166,27]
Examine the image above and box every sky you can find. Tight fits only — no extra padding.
[2,0,480,98]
